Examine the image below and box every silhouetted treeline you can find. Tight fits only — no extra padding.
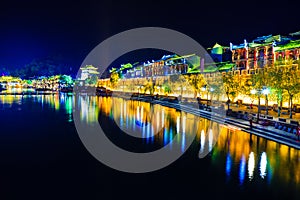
[0,56,76,78]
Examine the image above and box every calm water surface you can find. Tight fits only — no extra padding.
[0,94,299,199]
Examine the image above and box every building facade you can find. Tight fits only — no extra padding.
[80,65,99,81]
[230,33,300,70]
[104,31,300,91]
[122,54,197,79]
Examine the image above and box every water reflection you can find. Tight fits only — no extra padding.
[74,96,222,156]
[226,153,232,179]
[239,155,246,185]
[0,93,73,122]
[199,130,205,155]
[75,96,300,188]
[248,152,255,180]
[0,95,22,108]
[260,152,267,179]
[208,129,213,152]
[78,95,99,123]
[213,128,300,187]
[1,95,300,191]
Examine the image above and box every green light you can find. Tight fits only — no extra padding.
[218,63,235,71]
[274,40,300,51]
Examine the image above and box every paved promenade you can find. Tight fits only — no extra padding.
[228,103,300,123]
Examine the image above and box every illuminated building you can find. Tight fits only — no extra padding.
[0,76,22,89]
[106,31,300,83]
[123,54,197,79]
[96,30,300,108]
[79,65,99,81]
[207,43,232,63]
[230,31,300,70]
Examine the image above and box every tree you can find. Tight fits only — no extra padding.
[206,74,224,102]
[268,66,285,117]
[162,81,172,96]
[222,72,240,110]
[59,75,73,87]
[250,68,271,121]
[109,68,120,88]
[281,66,300,118]
[169,74,188,97]
[178,74,189,98]
[12,56,71,79]
[143,78,154,95]
[186,74,206,98]
[85,75,98,86]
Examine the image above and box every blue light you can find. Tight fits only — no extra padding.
[176,116,180,134]
[146,122,150,144]
[181,133,186,153]
[132,115,136,132]
[151,126,155,143]
[168,127,173,149]
[239,155,246,185]
[226,153,232,177]
[164,129,168,146]
[142,119,146,138]
[120,105,123,127]
[208,129,213,152]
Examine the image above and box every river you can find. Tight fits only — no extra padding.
[0,94,299,199]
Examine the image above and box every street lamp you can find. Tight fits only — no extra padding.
[209,87,214,106]
[182,86,186,97]
[250,87,269,122]
[137,85,142,96]
[201,85,209,106]
[262,88,270,115]
[250,89,256,95]
[250,89,261,122]
[156,86,160,95]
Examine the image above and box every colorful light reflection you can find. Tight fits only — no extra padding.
[260,152,267,179]
[248,152,255,181]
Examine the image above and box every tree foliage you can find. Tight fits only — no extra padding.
[110,71,119,88]
[9,56,72,78]
[207,75,224,101]
[281,66,300,118]
[222,73,240,109]
[186,74,206,98]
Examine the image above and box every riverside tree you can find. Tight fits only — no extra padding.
[268,66,285,117]
[187,74,206,98]
[222,72,241,110]
[250,68,272,121]
[281,65,300,118]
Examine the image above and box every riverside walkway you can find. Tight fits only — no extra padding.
[228,103,300,123]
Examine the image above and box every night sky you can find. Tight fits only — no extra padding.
[1,0,299,71]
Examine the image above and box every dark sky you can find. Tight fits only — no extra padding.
[0,0,299,70]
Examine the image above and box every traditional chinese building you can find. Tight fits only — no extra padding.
[108,30,300,82]
[79,65,99,80]
[230,32,300,70]
[123,54,196,79]
[274,37,300,64]
[207,43,232,63]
